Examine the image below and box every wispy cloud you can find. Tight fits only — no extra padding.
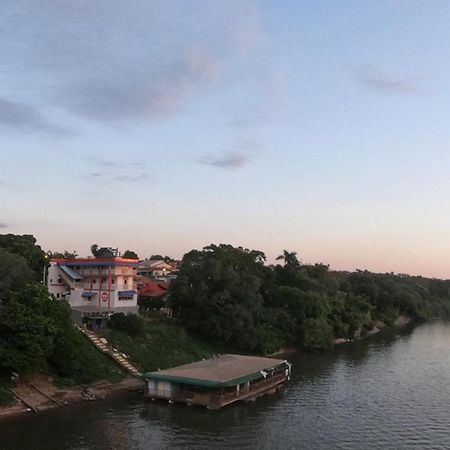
[199,151,253,170]
[113,174,148,183]
[63,49,222,122]
[85,157,150,185]
[0,223,8,229]
[0,98,68,135]
[356,65,417,95]
[85,157,144,168]
[86,171,148,184]
[0,2,264,127]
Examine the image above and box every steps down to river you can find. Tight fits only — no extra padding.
[10,384,59,413]
[77,326,142,378]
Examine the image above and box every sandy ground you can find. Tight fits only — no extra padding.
[0,375,145,420]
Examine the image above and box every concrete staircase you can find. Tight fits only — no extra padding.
[77,326,142,378]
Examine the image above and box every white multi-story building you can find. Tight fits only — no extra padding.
[47,257,138,329]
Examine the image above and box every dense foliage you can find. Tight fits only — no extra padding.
[0,234,122,387]
[0,234,47,281]
[90,244,120,258]
[122,250,139,259]
[46,250,78,259]
[90,244,138,259]
[171,244,450,353]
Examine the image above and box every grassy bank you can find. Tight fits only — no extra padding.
[102,317,218,373]
[54,329,125,387]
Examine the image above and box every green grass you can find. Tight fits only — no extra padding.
[102,317,219,373]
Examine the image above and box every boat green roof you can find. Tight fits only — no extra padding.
[144,354,289,388]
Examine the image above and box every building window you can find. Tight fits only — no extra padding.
[50,279,53,283]
[112,278,115,284]
[56,293,60,299]
[124,279,127,285]
[57,278,62,283]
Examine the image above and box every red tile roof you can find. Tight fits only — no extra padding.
[138,281,169,298]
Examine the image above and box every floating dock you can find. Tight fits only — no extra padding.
[143,354,291,409]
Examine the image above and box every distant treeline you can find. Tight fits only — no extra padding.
[170,245,450,353]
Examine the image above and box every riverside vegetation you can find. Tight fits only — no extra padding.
[0,235,123,406]
[1,235,450,405]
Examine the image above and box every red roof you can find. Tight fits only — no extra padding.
[138,281,169,298]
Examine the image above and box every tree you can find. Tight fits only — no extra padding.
[0,234,47,281]
[46,250,78,259]
[149,254,164,260]
[276,250,300,268]
[149,254,173,262]
[122,250,139,259]
[302,318,333,350]
[0,284,56,373]
[171,244,269,352]
[90,245,119,258]
[0,249,34,300]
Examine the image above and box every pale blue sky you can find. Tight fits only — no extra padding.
[2,1,450,277]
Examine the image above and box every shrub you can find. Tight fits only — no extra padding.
[109,313,145,336]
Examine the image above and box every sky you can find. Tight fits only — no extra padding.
[2,0,450,277]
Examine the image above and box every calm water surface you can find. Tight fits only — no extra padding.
[2,322,450,449]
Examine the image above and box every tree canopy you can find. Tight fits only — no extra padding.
[90,245,119,258]
[46,250,78,259]
[0,234,47,281]
[149,254,174,262]
[122,250,139,259]
[171,244,269,352]
[171,244,450,353]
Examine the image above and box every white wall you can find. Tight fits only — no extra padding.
[47,262,137,310]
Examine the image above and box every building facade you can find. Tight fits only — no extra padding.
[47,257,138,329]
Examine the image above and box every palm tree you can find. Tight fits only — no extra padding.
[276,250,300,268]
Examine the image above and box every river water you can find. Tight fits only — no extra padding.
[2,322,450,449]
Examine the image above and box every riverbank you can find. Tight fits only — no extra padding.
[0,317,216,420]
[0,375,144,420]
[0,314,414,421]
[335,315,412,345]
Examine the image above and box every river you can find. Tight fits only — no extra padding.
[2,321,450,449]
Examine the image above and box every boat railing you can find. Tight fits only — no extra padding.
[212,371,287,402]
